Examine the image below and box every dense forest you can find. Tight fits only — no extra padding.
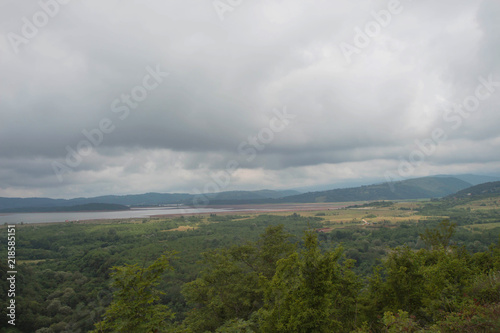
[1,196,499,332]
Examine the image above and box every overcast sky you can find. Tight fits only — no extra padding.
[1,0,499,199]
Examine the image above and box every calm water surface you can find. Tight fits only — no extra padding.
[0,207,237,224]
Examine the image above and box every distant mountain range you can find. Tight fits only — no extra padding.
[271,176,472,204]
[294,174,500,192]
[0,203,130,213]
[1,175,499,212]
[0,189,299,212]
[434,174,500,186]
[447,181,500,199]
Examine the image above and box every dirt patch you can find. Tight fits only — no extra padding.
[163,225,198,232]
[151,203,349,219]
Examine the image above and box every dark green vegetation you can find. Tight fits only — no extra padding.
[276,176,472,204]
[437,174,500,186]
[0,203,130,213]
[91,252,176,332]
[177,176,474,205]
[347,201,395,208]
[203,189,300,201]
[448,181,500,199]
[1,193,499,332]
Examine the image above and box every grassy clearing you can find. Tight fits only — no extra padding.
[163,225,198,232]
[270,203,425,225]
[163,201,439,232]
[5,199,492,236]
[18,259,49,264]
[455,197,500,210]
[464,222,500,230]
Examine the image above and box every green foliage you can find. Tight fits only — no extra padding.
[258,231,360,333]
[348,321,371,333]
[433,300,500,332]
[91,252,176,333]
[367,246,426,317]
[182,225,294,332]
[449,181,500,199]
[2,214,327,332]
[181,247,261,332]
[348,201,394,208]
[363,236,500,331]
[215,318,256,332]
[277,176,470,203]
[381,310,420,332]
[420,219,457,249]
[1,208,499,332]
[466,271,500,304]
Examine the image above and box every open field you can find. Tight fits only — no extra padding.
[0,200,449,228]
[465,222,500,230]
[150,201,435,230]
[454,197,500,209]
[3,195,498,236]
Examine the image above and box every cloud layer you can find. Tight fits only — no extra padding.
[1,0,499,198]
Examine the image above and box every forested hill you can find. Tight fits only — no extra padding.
[447,181,500,199]
[0,177,485,210]
[0,203,130,213]
[204,189,299,200]
[0,190,299,211]
[0,177,473,210]
[263,176,472,204]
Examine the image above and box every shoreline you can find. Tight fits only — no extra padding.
[150,203,349,218]
[1,203,350,226]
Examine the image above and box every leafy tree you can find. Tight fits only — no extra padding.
[381,310,420,333]
[215,318,256,332]
[181,247,261,332]
[420,219,457,249]
[377,246,426,316]
[258,231,360,332]
[182,225,294,332]
[362,235,499,330]
[91,252,176,333]
[4,210,500,332]
[433,300,500,332]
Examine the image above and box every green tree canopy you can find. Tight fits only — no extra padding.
[182,225,295,332]
[91,252,176,333]
[258,231,360,333]
[419,219,457,249]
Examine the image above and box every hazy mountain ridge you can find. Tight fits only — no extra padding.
[201,176,475,205]
[259,176,473,204]
[3,176,498,212]
[204,189,300,201]
[0,203,130,213]
[435,174,500,186]
[447,181,500,199]
[0,189,300,212]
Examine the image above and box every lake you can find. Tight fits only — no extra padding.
[0,207,239,224]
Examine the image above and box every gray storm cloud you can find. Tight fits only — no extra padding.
[0,0,499,198]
